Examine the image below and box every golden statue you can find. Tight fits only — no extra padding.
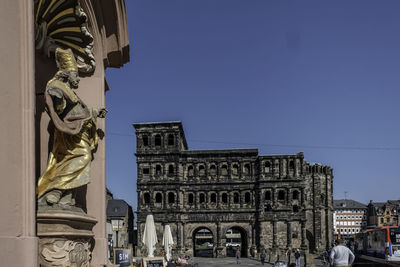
[37,48,106,210]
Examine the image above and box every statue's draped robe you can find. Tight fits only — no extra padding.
[37,77,98,198]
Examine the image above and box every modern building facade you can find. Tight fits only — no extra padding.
[134,122,334,259]
[333,199,367,239]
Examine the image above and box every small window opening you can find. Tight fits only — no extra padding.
[144,193,150,204]
[143,168,150,176]
[221,164,228,175]
[265,191,271,201]
[168,192,175,204]
[188,165,194,176]
[233,192,240,204]
[199,193,205,203]
[278,190,286,201]
[188,193,194,204]
[168,165,174,176]
[265,161,271,173]
[232,164,239,175]
[210,193,216,203]
[210,165,216,176]
[244,164,251,175]
[292,190,299,200]
[264,204,272,212]
[155,134,161,146]
[222,193,228,204]
[168,134,174,146]
[156,165,162,176]
[199,165,205,176]
[142,135,149,147]
[293,205,299,212]
[155,193,162,203]
[245,192,251,203]
[289,160,295,170]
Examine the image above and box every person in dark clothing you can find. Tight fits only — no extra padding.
[260,251,266,265]
[295,249,301,267]
[236,249,241,264]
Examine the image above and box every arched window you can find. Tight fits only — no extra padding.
[187,165,194,176]
[210,193,217,203]
[168,192,175,204]
[245,192,251,203]
[199,193,205,203]
[232,164,239,175]
[244,163,251,175]
[155,134,161,147]
[265,191,271,201]
[222,193,228,204]
[142,167,150,176]
[292,190,299,200]
[142,135,149,147]
[209,165,216,176]
[289,160,295,171]
[144,193,150,204]
[156,165,162,176]
[274,160,280,174]
[278,190,286,201]
[188,193,194,204]
[265,161,271,173]
[168,165,174,176]
[199,165,205,176]
[155,193,162,207]
[168,134,174,146]
[293,205,299,212]
[233,192,240,204]
[221,164,228,176]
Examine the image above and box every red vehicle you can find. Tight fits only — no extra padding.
[355,226,400,262]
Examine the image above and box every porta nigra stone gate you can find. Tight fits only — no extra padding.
[134,122,333,261]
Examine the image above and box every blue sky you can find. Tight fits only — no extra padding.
[105,0,400,210]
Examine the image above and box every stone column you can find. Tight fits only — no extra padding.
[0,1,39,266]
[301,220,306,248]
[273,220,277,248]
[287,221,292,248]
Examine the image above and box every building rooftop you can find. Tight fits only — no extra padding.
[334,199,367,209]
[107,199,129,217]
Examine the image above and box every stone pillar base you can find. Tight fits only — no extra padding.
[304,252,315,267]
[37,210,97,267]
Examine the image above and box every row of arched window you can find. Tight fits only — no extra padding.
[141,191,254,208]
[139,162,254,178]
[140,133,175,148]
[263,189,301,202]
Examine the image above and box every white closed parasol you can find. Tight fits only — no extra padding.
[142,214,158,257]
[162,224,174,261]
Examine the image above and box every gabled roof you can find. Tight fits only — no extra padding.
[334,199,367,209]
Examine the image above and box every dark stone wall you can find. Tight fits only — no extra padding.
[134,122,333,257]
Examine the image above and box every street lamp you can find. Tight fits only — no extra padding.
[111,219,124,248]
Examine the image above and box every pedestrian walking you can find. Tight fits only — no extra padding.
[260,251,266,265]
[236,249,241,264]
[295,249,301,267]
[285,249,290,264]
[330,239,355,267]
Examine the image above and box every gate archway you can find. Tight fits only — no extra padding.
[193,227,214,257]
[225,226,248,258]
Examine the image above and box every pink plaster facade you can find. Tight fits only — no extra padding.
[0,0,129,266]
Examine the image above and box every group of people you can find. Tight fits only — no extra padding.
[256,239,354,267]
[257,248,301,266]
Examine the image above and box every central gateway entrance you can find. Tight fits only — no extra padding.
[225,227,248,258]
[193,228,214,257]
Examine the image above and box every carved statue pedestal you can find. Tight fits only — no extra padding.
[37,210,97,267]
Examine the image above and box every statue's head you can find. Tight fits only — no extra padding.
[55,47,80,88]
